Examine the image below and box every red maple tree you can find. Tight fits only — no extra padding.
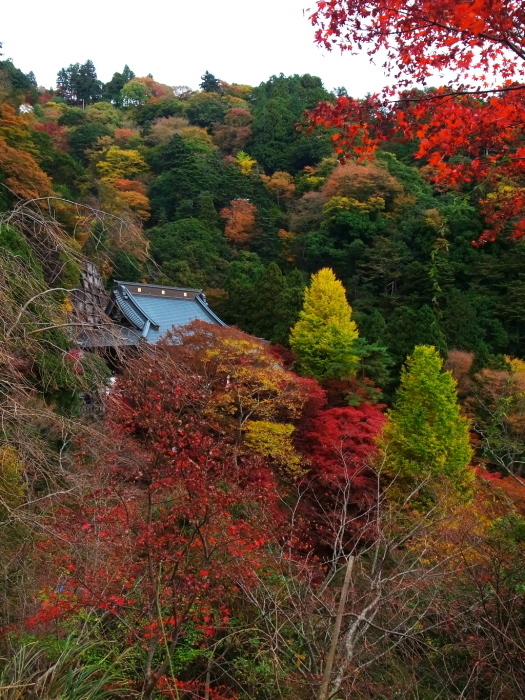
[295,404,386,558]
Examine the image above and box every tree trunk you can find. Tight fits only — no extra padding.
[318,555,354,700]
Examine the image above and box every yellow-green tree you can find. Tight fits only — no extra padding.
[290,267,359,381]
[96,146,148,183]
[384,345,474,497]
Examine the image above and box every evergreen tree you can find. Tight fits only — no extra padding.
[386,305,447,368]
[290,267,359,381]
[102,65,135,107]
[384,345,473,496]
[248,73,333,173]
[250,263,304,345]
[57,60,102,107]
[200,71,221,93]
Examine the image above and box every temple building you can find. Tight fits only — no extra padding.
[105,281,226,344]
[72,264,226,351]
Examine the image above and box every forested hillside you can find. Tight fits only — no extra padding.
[1,57,523,376]
[2,38,525,699]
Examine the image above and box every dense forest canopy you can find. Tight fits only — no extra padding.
[1,40,525,698]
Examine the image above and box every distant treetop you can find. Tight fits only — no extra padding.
[200,71,221,93]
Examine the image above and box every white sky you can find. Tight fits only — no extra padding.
[2,0,392,96]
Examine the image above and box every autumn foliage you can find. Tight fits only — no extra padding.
[220,198,258,245]
[308,0,525,241]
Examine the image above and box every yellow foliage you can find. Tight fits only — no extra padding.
[235,151,257,175]
[96,146,148,183]
[245,421,304,477]
[261,171,296,200]
[306,175,325,189]
[0,446,25,512]
[117,190,151,221]
[424,208,445,231]
[60,296,74,315]
[203,336,307,429]
[323,195,385,218]
[506,355,525,376]
[179,126,216,151]
[290,268,359,381]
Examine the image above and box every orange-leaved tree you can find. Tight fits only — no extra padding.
[220,198,257,245]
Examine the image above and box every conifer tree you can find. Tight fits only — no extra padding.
[199,71,221,93]
[290,267,359,381]
[384,345,473,496]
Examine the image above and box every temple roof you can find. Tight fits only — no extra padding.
[105,282,226,344]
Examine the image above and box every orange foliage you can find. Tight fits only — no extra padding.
[0,136,53,199]
[322,161,403,206]
[113,128,138,147]
[113,179,147,195]
[0,103,35,153]
[117,190,151,221]
[445,350,474,398]
[261,171,296,201]
[496,477,525,515]
[220,198,257,245]
[132,76,174,101]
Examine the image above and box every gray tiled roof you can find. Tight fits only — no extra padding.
[107,282,226,344]
[113,288,151,329]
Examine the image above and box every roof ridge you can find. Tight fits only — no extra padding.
[115,281,203,294]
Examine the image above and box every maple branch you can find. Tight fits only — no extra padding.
[388,83,525,104]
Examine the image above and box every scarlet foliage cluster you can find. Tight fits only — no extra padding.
[27,322,335,696]
[311,0,525,86]
[308,0,525,241]
[34,122,68,152]
[296,404,386,554]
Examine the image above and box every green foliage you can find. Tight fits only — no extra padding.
[224,262,305,345]
[58,107,87,126]
[386,305,447,369]
[0,633,136,699]
[290,267,360,380]
[56,60,102,106]
[186,91,227,128]
[200,70,222,93]
[102,65,135,107]
[0,60,36,105]
[134,98,184,127]
[67,122,112,164]
[0,224,41,272]
[384,345,474,496]
[249,73,333,173]
[120,80,149,107]
[148,217,229,288]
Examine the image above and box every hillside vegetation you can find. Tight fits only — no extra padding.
[1,55,525,699]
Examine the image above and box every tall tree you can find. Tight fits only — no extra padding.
[199,70,221,93]
[56,60,101,107]
[290,267,359,381]
[220,198,257,246]
[102,65,135,107]
[383,345,473,496]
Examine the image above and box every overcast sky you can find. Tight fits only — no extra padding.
[2,0,392,95]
